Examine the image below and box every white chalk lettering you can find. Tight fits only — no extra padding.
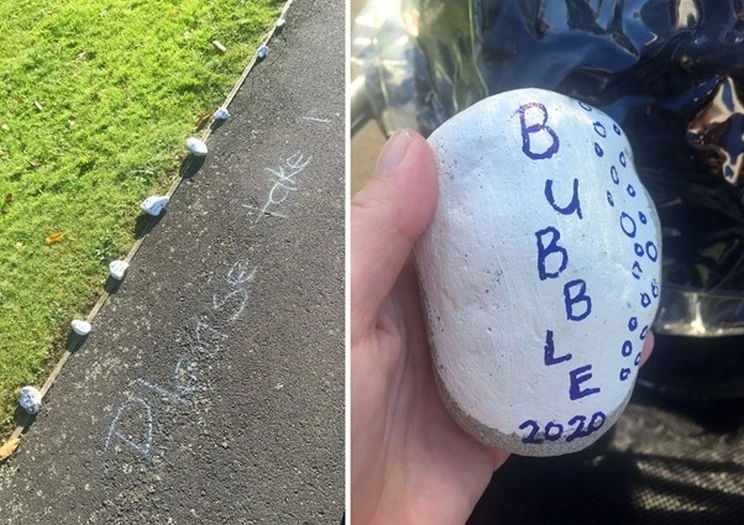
[104,261,257,459]
[248,152,312,224]
[195,317,225,358]
[226,260,257,288]
[103,397,154,457]
[212,288,248,320]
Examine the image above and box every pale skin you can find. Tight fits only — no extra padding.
[350,129,655,525]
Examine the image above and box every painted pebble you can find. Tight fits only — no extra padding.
[257,45,269,59]
[414,88,662,456]
[275,18,286,30]
[19,386,42,415]
[71,319,92,336]
[139,195,169,216]
[109,260,129,281]
[185,137,208,157]
[213,107,230,121]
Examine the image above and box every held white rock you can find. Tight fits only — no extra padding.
[139,195,169,216]
[109,260,129,281]
[185,137,208,157]
[414,88,662,457]
[71,319,91,336]
[19,386,42,415]
[213,107,230,120]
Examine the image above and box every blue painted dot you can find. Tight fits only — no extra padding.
[622,340,633,357]
[639,212,647,224]
[594,143,604,157]
[593,121,607,138]
[579,101,593,111]
[634,243,644,257]
[613,123,622,135]
[610,166,619,184]
[640,325,649,340]
[620,212,637,238]
[607,191,614,206]
[646,241,658,262]
[641,292,651,308]
[634,353,642,366]
[620,368,631,381]
[627,184,636,197]
[628,317,638,331]
[619,151,627,167]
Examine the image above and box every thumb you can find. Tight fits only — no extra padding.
[351,129,438,341]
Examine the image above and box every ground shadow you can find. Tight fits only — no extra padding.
[179,154,206,179]
[103,275,122,295]
[133,210,165,240]
[10,406,33,429]
[209,119,226,132]
[65,331,88,352]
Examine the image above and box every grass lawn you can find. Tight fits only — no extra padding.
[0,0,282,430]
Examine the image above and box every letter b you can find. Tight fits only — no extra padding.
[535,226,568,281]
[564,279,592,321]
[518,102,560,160]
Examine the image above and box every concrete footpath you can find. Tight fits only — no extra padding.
[0,0,344,522]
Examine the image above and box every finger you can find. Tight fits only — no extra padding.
[640,331,654,367]
[351,129,438,341]
[489,448,510,471]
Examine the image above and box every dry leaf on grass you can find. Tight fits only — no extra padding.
[195,111,213,130]
[0,437,21,461]
[45,231,65,244]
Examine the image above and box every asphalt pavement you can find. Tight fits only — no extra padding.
[0,0,344,522]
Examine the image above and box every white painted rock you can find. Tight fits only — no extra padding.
[213,107,230,120]
[139,195,169,216]
[71,319,91,336]
[275,18,286,29]
[109,260,129,281]
[414,88,662,456]
[257,45,269,59]
[185,137,208,157]
[19,386,42,415]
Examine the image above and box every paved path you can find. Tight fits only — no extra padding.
[0,0,344,522]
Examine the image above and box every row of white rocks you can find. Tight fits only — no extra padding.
[18,20,286,415]
[18,121,223,414]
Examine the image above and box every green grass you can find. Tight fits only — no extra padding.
[0,0,282,430]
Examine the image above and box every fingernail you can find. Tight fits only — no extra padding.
[376,129,413,174]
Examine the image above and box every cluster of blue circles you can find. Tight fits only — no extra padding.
[579,100,656,384]
[624,316,647,379]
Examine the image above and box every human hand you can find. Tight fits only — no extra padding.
[350,129,655,525]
